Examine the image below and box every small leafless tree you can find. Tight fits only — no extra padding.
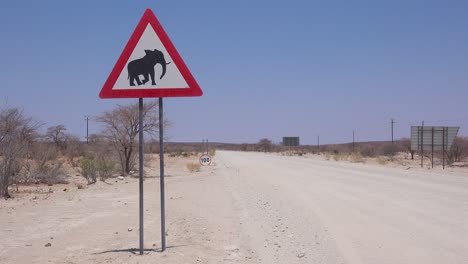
[0,108,38,198]
[257,138,273,152]
[96,100,165,175]
[45,124,67,149]
[22,142,67,185]
[63,134,84,167]
[398,138,411,153]
[447,137,468,164]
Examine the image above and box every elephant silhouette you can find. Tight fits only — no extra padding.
[127,49,171,86]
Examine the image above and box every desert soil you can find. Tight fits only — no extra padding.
[1,151,468,264]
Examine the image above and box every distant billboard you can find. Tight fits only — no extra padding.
[283,137,300,147]
[410,126,459,151]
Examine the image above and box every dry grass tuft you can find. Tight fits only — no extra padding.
[350,152,365,163]
[377,156,388,165]
[333,153,347,161]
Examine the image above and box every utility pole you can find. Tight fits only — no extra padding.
[421,121,424,168]
[317,135,320,154]
[391,118,396,156]
[202,139,208,154]
[85,116,90,144]
[352,130,355,152]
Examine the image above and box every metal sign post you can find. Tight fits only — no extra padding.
[99,8,202,256]
[421,121,424,168]
[410,125,459,169]
[159,97,166,251]
[431,127,434,168]
[138,98,144,255]
[442,127,446,169]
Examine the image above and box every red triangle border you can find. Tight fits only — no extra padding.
[99,9,202,98]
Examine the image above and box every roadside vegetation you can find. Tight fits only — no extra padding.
[211,137,468,167]
[2,101,467,199]
[0,100,170,199]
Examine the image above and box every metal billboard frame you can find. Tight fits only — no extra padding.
[282,137,300,147]
[410,126,460,169]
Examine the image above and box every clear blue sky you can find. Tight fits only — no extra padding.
[1,1,467,144]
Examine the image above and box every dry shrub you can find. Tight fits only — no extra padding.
[350,152,365,163]
[382,144,395,157]
[21,144,68,185]
[186,162,201,173]
[63,135,85,167]
[96,158,115,182]
[377,156,388,165]
[333,153,347,161]
[143,153,155,167]
[79,158,98,184]
[168,149,190,157]
[22,160,67,185]
[360,146,376,158]
[333,154,339,161]
[36,162,67,185]
[79,156,115,183]
[325,153,331,160]
[285,151,305,156]
[396,159,409,166]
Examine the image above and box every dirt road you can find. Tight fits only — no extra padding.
[217,151,468,264]
[1,151,467,263]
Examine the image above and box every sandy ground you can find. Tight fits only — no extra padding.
[1,151,468,263]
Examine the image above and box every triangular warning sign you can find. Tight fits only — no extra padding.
[100,9,202,98]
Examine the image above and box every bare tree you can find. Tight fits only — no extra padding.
[447,137,468,164]
[96,100,164,175]
[46,124,67,149]
[63,134,84,167]
[257,138,273,152]
[0,108,38,198]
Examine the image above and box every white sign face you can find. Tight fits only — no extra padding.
[112,24,189,90]
[199,154,211,166]
[410,126,460,151]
